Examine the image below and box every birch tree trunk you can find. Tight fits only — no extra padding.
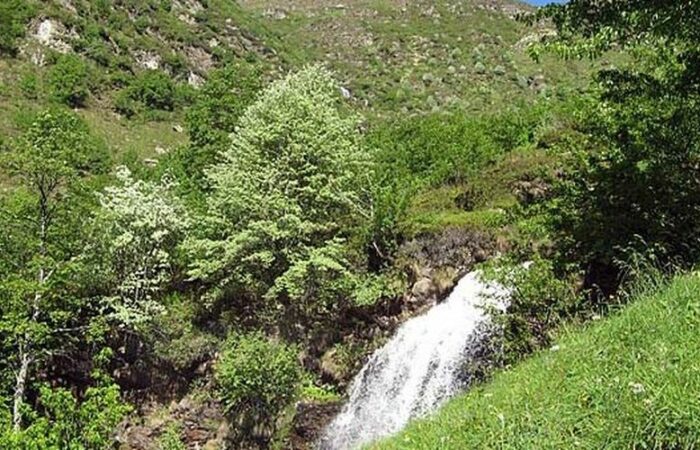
[13,190,48,431]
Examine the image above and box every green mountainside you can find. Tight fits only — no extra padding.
[0,0,600,162]
[2,1,694,449]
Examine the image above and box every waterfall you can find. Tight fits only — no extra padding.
[319,271,508,450]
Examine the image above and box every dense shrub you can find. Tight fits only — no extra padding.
[113,89,138,118]
[0,375,130,449]
[47,54,91,107]
[114,70,178,116]
[6,108,111,175]
[369,107,544,190]
[19,73,39,100]
[483,257,578,365]
[369,112,499,188]
[148,294,218,373]
[216,333,301,447]
[131,70,176,110]
[179,63,262,181]
[0,0,33,56]
[551,56,700,295]
[364,106,546,262]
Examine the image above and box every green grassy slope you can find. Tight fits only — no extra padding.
[0,0,607,165]
[238,0,604,117]
[0,0,288,162]
[375,274,700,449]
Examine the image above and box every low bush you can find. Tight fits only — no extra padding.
[114,70,178,116]
[369,106,546,190]
[482,257,578,365]
[216,333,301,447]
[0,375,131,449]
[47,54,91,107]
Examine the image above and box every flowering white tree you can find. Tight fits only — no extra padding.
[97,166,190,327]
[185,65,373,334]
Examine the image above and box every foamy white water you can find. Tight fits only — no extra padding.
[319,271,508,450]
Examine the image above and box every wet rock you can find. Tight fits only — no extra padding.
[320,348,345,383]
[288,402,342,450]
[411,277,436,300]
[398,228,496,280]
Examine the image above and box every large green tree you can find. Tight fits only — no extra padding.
[531,1,700,292]
[0,110,109,430]
[531,1,698,58]
[186,65,373,337]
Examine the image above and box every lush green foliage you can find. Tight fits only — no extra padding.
[370,107,544,190]
[157,423,187,450]
[47,54,91,107]
[186,63,262,153]
[550,58,700,289]
[483,257,578,365]
[2,1,699,448]
[525,0,700,295]
[531,1,699,59]
[0,0,33,56]
[164,63,263,195]
[377,274,700,449]
[0,375,130,450]
[115,70,178,116]
[186,65,373,334]
[0,109,113,433]
[216,332,301,446]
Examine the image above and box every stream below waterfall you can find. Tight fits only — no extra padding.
[318,270,508,450]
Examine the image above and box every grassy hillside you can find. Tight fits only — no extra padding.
[0,0,289,162]
[239,0,602,116]
[376,274,700,449]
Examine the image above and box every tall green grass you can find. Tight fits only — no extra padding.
[375,273,700,449]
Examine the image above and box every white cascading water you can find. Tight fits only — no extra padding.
[318,270,508,450]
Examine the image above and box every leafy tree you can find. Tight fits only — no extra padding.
[161,63,262,205]
[185,65,373,336]
[0,367,130,449]
[0,109,109,430]
[530,1,699,59]
[186,63,263,151]
[47,54,91,107]
[93,166,190,328]
[529,1,700,292]
[216,332,301,448]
